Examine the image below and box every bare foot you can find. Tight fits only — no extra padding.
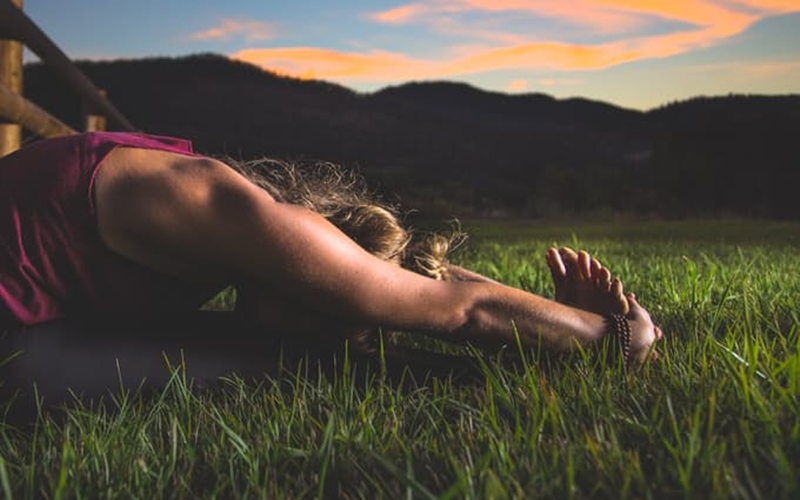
[546,247,629,315]
[627,292,664,364]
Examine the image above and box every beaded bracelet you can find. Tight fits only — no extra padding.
[605,313,632,366]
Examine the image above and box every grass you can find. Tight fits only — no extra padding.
[2,218,800,499]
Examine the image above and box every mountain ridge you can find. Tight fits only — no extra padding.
[22,53,800,217]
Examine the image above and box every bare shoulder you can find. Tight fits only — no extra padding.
[93,147,271,280]
[95,147,257,200]
[97,146,282,210]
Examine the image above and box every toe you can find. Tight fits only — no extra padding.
[559,247,579,265]
[578,251,591,279]
[599,268,612,288]
[591,258,602,280]
[612,279,630,315]
[546,248,566,278]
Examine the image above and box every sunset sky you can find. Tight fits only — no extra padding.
[21,0,800,110]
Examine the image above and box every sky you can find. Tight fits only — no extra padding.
[19,0,800,110]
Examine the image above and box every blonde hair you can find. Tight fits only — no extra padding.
[229,158,460,352]
[230,157,455,281]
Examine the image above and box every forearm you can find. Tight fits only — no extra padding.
[435,281,607,352]
[446,264,500,284]
[442,265,610,351]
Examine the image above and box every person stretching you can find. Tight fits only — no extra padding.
[0,132,662,403]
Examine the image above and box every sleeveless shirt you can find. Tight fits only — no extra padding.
[0,132,223,328]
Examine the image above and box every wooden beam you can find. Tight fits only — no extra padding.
[84,89,107,132]
[0,0,23,156]
[0,0,136,131]
[0,82,75,138]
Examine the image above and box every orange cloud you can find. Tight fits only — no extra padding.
[442,40,639,75]
[537,78,582,87]
[729,0,800,12]
[232,0,798,85]
[597,0,755,31]
[231,47,430,80]
[189,19,276,42]
[231,36,662,84]
[507,79,529,91]
[369,0,648,33]
[371,0,796,33]
[455,0,643,32]
[368,3,432,24]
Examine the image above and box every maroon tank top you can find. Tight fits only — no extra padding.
[0,132,223,328]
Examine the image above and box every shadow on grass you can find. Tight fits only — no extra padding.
[2,312,549,427]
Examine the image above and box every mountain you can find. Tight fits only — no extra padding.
[22,53,800,217]
[647,94,800,216]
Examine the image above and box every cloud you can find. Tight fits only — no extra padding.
[231,0,799,85]
[537,78,582,87]
[444,41,626,74]
[507,79,529,92]
[455,0,643,32]
[230,37,653,84]
[728,0,800,12]
[369,0,646,33]
[425,19,531,46]
[596,0,755,33]
[231,47,429,80]
[370,0,791,34]
[188,19,276,42]
[367,3,432,24]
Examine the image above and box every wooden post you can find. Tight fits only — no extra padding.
[0,83,75,137]
[84,89,107,132]
[0,0,135,132]
[0,0,23,156]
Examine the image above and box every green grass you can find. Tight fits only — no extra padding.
[2,219,800,499]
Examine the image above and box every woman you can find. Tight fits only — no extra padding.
[0,132,661,405]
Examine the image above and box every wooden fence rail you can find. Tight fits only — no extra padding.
[0,0,135,155]
[0,81,75,137]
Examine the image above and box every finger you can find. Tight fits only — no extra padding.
[655,325,663,341]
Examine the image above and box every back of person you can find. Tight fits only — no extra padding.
[0,133,221,330]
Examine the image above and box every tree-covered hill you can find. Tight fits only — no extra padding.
[23,54,800,218]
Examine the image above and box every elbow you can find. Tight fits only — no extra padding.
[436,286,490,344]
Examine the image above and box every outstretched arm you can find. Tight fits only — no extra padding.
[446,265,500,284]
[94,148,659,360]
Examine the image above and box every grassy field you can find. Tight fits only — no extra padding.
[2,219,800,499]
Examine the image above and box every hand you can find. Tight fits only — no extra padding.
[626,293,663,364]
[546,247,629,316]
